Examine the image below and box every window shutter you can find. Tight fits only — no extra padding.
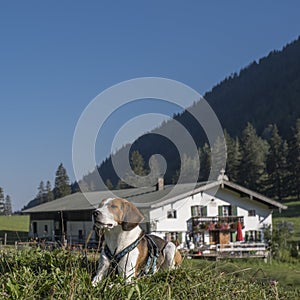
[202,206,207,217]
[218,206,223,216]
[178,232,183,242]
[191,206,197,217]
[231,205,237,216]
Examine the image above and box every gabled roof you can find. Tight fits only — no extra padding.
[221,180,287,210]
[23,188,144,213]
[23,179,287,213]
[148,179,287,210]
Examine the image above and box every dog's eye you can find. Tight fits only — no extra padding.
[110,205,117,209]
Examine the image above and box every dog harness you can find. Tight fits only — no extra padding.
[104,233,162,276]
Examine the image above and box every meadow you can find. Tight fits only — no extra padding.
[0,247,299,300]
[0,215,29,232]
[273,198,300,243]
[0,201,299,300]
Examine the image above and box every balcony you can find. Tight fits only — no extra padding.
[187,216,244,232]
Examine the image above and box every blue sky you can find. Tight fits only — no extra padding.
[0,1,300,211]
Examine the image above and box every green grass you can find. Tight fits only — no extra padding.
[0,248,299,299]
[275,199,300,218]
[273,198,300,242]
[274,216,300,242]
[0,215,30,232]
[193,259,300,292]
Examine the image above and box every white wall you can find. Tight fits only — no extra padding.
[149,188,273,242]
[215,189,272,231]
[67,221,94,243]
[29,220,95,243]
[29,220,54,240]
[149,192,212,241]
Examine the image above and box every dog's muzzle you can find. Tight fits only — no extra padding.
[93,210,114,229]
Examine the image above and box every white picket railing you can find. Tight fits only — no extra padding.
[216,243,267,257]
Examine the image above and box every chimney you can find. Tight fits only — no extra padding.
[157,177,164,191]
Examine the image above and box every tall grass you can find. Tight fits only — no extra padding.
[0,248,299,299]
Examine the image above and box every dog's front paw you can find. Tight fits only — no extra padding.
[92,277,100,287]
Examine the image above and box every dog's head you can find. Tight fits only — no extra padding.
[93,198,144,231]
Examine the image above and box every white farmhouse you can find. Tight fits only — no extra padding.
[24,174,286,253]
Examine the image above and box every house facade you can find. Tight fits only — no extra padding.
[27,210,93,245]
[147,182,278,249]
[23,175,287,249]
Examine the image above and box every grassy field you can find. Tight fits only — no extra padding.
[0,215,29,232]
[0,248,299,299]
[273,198,300,242]
[195,259,300,292]
[0,202,298,299]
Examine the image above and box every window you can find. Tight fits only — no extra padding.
[218,205,237,216]
[32,222,37,235]
[248,210,256,217]
[167,209,177,219]
[44,225,48,234]
[222,205,230,217]
[150,221,157,231]
[191,205,207,217]
[170,232,177,241]
[165,232,182,244]
[245,230,262,242]
[55,221,60,230]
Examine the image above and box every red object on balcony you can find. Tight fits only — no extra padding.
[236,221,243,241]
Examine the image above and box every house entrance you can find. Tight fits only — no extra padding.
[219,232,230,245]
[209,231,219,244]
[209,231,230,245]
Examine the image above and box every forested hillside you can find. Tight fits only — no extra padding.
[206,36,300,139]
[74,37,300,201]
[24,37,300,208]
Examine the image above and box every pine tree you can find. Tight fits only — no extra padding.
[116,179,129,190]
[54,163,71,199]
[124,151,148,187]
[45,180,54,202]
[211,136,227,180]
[224,130,242,182]
[4,195,12,215]
[105,179,114,190]
[131,151,147,176]
[287,119,300,200]
[266,125,288,200]
[199,143,211,181]
[239,123,269,191]
[148,155,165,185]
[0,187,4,215]
[173,154,199,184]
[36,181,46,203]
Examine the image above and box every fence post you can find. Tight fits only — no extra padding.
[4,233,7,245]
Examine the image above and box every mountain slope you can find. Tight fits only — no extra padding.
[205,36,300,138]
[82,37,300,190]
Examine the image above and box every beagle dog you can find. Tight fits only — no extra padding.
[92,198,182,286]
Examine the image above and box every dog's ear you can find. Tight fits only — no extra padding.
[122,201,144,231]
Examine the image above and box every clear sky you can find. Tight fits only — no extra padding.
[0,1,300,211]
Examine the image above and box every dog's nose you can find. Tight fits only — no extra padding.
[93,210,100,218]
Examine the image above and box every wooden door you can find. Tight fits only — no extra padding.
[219,232,230,245]
[209,231,219,244]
